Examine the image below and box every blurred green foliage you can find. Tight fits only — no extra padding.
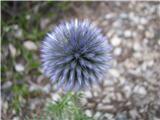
[1,1,73,115]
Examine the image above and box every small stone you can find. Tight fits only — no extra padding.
[117,47,132,62]
[97,104,114,111]
[15,64,24,72]
[117,30,123,36]
[87,102,96,108]
[119,77,126,85]
[111,36,121,46]
[138,25,145,30]
[107,29,115,38]
[124,59,138,69]
[133,85,147,95]
[123,85,132,98]
[9,44,16,57]
[84,91,92,98]
[2,81,12,89]
[124,30,132,38]
[129,12,139,24]
[158,39,160,45]
[12,24,18,29]
[114,47,122,56]
[140,17,148,25]
[129,109,139,119]
[116,93,123,101]
[104,113,114,119]
[133,42,142,51]
[102,96,111,103]
[94,112,102,119]
[104,79,115,86]
[85,110,92,117]
[113,20,121,27]
[3,102,8,113]
[147,60,154,67]
[26,14,31,20]
[51,93,60,101]
[43,84,51,93]
[115,113,128,120]
[105,13,115,19]
[154,117,160,120]
[92,85,101,92]
[141,61,154,71]
[11,25,23,38]
[132,31,137,38]
[119,13,128,19]
[145,31,154,39]
[40,18,50,30]
[80,98,87,105]
[12,109,16,114]
[23,41,37,51]
[109,69,120,78]
[133,52,142,59]
[93,91,98,97]
[12,117,19,120]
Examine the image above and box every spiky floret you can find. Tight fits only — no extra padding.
[41,19,112,91]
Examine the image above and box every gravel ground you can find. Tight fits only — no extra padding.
[75,2,160,120]
[1,2,160,120]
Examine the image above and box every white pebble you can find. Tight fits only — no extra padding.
[26,14,31,20]
[15,64,24,72]
[111,36,121,46]
[129,109,139,119]
[2,81,12,89]
[107,29,115,38]
[119,13,128,19]
[138,25,145,30]
[158,39,160,45]
[105,13,115,19]
[9,44,16,57]
[145,31,154,39]
[109,69,120,78]
[97,104,114,111]
[113,20,121,27]
[51,93,60,101]
[133,42,142,51]
[114,47,122,56]
[140,17,148,25]
[123,85,132,98]
[94,112,102,119]
[133,52,142,59]
[84,91,92,98]
[104,113,114,119]
[13,117,19,120]
[124,30,132,38]
[80,98,87,105]
[85,110,92,117]
[23,41,37,51]
[133,85,147,95]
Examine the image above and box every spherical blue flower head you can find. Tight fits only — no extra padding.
[41,19,112,91]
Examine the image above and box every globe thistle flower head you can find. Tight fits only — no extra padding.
[41,19,112,91]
